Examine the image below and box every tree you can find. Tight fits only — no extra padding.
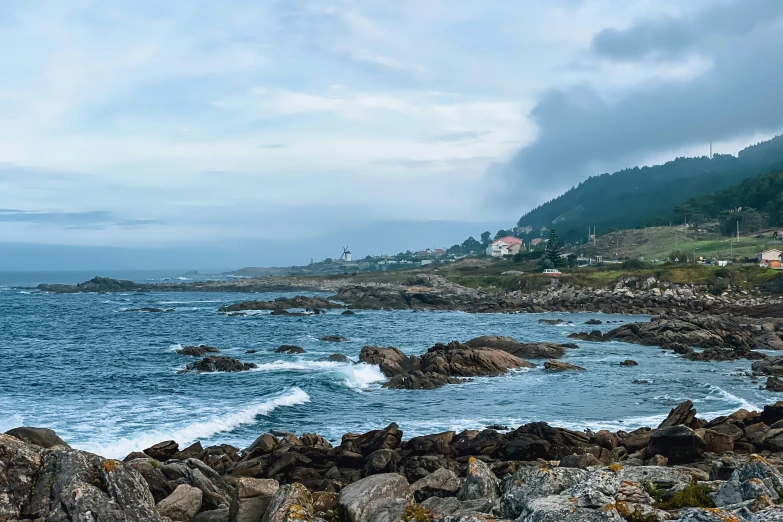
[462,236,481,253]
[323,258,333,264]
[494,229,514,240]
[545,229,562,267]
[480,231,492,247]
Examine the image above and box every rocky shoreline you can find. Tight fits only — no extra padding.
[6,400,783,521]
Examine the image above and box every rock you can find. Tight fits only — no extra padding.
[312,491,339,514]
[464,335,575,359]
[499,467,589,519]
[538,319,565,325]
[622,466,696,488]
[127,458,175,502]
[517,495,624,521]
[543,359,586,371]
[619,360,638,366]
[620,429,652,452]
[647,426,704,464]
[5,426,69,448]
[246,349,258,354]
[300,434,332,449]
[261,482,313,522]
[125,307,166,313]
[561,468,623,508]
[274,345,306,354]
[183,356,257,373]
[420,496,462,517]
[192,507,230,522]
[10,436,165,521]
[761,402,783,425]
[645,454,669,466]
[177,345,221,356]
[364,449,401,475]
[569,330,604,342]
[339,473,413,522]
[713,455,783,507]
[159,458,233,511]
[342,310,356,315]
[411,468,462,502]
[219,296,342,313]
[320,336,348,342]
[145,440,180,461]
[231,477,280,522]
[323,354,350,363]
[585,319,603,325]
[559,453,603,469]
[248,434,280,456]
[696,429,733,454]
[658,400,698,429]
[156,484,203,522]
[767,376,783,392]
[457,457,499,503]
[673,509,754,521]
[350,423,403,456]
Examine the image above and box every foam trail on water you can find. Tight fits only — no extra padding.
[703,384,759,414]
[251,360,344,372]
[79,387,310,458]
[0,413,25,433]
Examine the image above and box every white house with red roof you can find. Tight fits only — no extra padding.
[487,236,525,257]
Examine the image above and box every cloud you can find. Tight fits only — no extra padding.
[498,0,783,203]
[426,130,492,143]
[0,209,159,228]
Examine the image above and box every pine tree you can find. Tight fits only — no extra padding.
[545,229,561,266]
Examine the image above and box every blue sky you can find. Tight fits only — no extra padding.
[0,0,781,268]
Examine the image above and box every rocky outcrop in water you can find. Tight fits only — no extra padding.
[178,345,222,357]
[219,296,343,314]
[181,356,257,373]
[463,335,578,359]
[359,341,534,390]
[9,400,783,521]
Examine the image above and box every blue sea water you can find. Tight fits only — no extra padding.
[0,272,775,458]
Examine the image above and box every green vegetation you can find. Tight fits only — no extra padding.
[653,482,715,510]
[401,504,434,522]
[515,135,783,244]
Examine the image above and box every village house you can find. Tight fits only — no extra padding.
[757,249,783,269]
[486,236,524,257]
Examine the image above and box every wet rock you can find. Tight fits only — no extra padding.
[261,482,313,522]
[342,310,356,315]
[543,359,586,371]
[350,423,403,456]
[300,434,333,449]
[125,307,166,313]
[647,426,704,464]
[538,319,565,325]
[177,345,221,356]
[5,426,69,448]
[322,354,350,363]
[585,319,603,325]
[230,477,280,522]
[183,356,257,373]
[156,483,203,522]
[274,345,306,354]
[411,468,461,502]
[339,473,413,522]
[619,360,638,366]
[767,376,783,392]
[145,440,179,461]
[464,335,574,359]
[569,330,604,342]
[320,335,348,342]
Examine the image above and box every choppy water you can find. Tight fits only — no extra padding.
[0,275,775,458]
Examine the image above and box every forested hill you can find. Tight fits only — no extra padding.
[516,134,783,243]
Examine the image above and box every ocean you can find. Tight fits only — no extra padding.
[0,271,772,458]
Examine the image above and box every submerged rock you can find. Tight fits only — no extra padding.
[543,359,586,371]
[177,345,221,356]
[274,345,306,354]
[320,335,348,342]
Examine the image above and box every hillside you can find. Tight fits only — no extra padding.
[516,134,783,243]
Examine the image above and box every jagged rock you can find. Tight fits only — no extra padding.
[127,458,175,502]
[248,434,280,456]
[647,426,704,464]
[349,423,403,456]
[156,484,203,522]
[177,345,221,356]
[543,359,586,371]
[464,336,575,359]
[300,434,332,449]
[339,473,413,522]
[275,345,306,354]
[561,468,623,508]
[420,496,462,517]
[145,440,180,461]
[404,431,455,455]
[658,400,698,429]
[499,467,589,519]
[183,356,257,373]
[713,455,783,507]
[312,491,339,513]
[411,468,461,502]
[364,449,401,475]
[159,458,233,511]
[230,478,280,522]
[261,482,313,522]
[5,427,69,448]
[768,376,783,392]
[458,457,499,503]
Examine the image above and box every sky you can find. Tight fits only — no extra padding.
[0,0,782,269]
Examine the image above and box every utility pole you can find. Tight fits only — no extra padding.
[736,220,740,242]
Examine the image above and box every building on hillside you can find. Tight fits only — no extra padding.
[717,260,731,267]
[435,248,445,255]
[486,236,525,257]
[757,249,783,268]
[344,250,352,262]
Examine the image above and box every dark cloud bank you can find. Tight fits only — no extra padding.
[500,0,783,202]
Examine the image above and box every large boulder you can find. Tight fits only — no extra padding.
[410,468,461,502]
[261,483,313,522]
[230,478,280,522]
[159,458,233,511]
[156,484,203,522]
[463,336,575,359]
[499,467,589,519]
[517,495,624,522]
[647,426,704,464]
[658,400,698,429]
[457,457,499,502]
[543,360,586,371]
[183,356,257,373]
[338,473,413,522]
[4,427,69,448]
[713,455,783,507]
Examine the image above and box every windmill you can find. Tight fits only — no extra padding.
[341,246,352,262]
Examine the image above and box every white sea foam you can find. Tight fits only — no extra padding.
[251,360,344,372]
[704,384,759,412]
[250,360,385,390]
[78,387,310,458]
[169,343,184,352]
[338,363,386,390]
[0,413,25,432]
[158,300,222,305]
